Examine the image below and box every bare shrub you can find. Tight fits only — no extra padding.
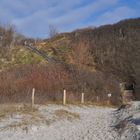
[0,25,15,58]
[0,64,71,104]
[48,24,59,38]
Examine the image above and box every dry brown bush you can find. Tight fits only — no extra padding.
[0,63,121,105]
[0,64,71,104]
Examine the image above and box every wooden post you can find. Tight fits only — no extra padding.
[32,88,35,107]
[107,93,112,105]
[63,89,66,105]
[81,93,85,104]
[107,97,110,105]
[96,96,99,102]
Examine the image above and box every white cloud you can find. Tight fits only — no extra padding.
[49,0,118,24]
[10,0,119,37]
[92,6,135,26]
[0,0,138,38]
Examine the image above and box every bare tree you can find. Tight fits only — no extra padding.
[48,24,58,38]
[69,40,94,70]
[68,40,94,93]
[0,24,15,58]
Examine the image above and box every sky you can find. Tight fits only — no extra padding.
[0,0,140,38]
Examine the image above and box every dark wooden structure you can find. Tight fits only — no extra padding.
[120,83,135,103]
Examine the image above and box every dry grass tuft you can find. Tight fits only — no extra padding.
[54,109,80,121]
[0,104,38,119]
[0,104,52,132]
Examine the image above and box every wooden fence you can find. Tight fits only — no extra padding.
[31,88,112,107]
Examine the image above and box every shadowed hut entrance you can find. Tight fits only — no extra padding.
[120,82,135,103]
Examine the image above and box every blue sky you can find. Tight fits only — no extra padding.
[0,0,139,38]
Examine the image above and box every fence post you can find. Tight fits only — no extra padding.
[107,93,112,105]
[63,89,66,105]
[32,88,35,107]
[107,97,111,105]
[81,93,85,104]
[96,96,99,102]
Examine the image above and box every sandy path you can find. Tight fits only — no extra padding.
[0,105,118,140]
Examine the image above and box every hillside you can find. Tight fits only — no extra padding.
[0,18,140,104]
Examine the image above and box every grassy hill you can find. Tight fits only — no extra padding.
[0,17,140,104]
